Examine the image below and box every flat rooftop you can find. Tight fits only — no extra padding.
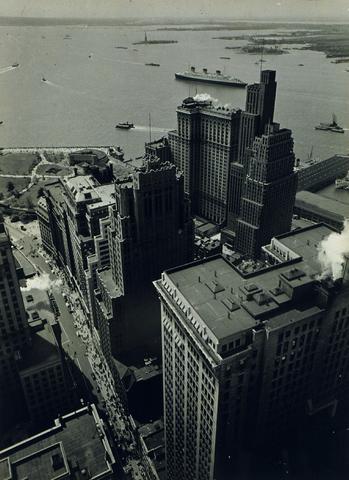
[13,249,36,278]
[164,224,334,341]
[0,405,116,480]
[98,267,122,299]
[88,183,116,211]
[19,286,60,371]
[295,190,349,223]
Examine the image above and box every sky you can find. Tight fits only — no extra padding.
[1,0,349,21]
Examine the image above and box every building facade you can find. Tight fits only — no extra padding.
[227,70,277,228]
[0,221,31,430]
[155,223,349,480]
[168,97,241,225]
[94,156,194,368]
[235,123,298,258]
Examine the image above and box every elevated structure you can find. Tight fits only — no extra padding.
[227,70,277,226]
[95,155,194,368]
[155,223,349,480]
[0,221,31,431]
[235,123,297,258]
[168,96,241,225]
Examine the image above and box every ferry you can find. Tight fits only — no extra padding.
[175,66,247,88]
[315,114,344,133]
[116,122,135,130]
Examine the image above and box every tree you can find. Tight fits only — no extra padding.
[26,197,34,209]
[7,181,15,192]
[37,187,45,198]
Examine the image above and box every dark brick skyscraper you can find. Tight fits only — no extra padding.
[0,221,31,430]
[95,155,194,365]
[227,70,277,227]
[235,123,297,258]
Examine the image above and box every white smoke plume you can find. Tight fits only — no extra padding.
[317,219,349,280]
[21,273,62,292]
[193,93,218,104]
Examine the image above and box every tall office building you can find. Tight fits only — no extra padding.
[95,155,194,367]
[154,223,349,480]
[235,123,297,258]
[227,70,277,226]
[37,150,132,315]
[168,97,241,225]
[0,221,31,429]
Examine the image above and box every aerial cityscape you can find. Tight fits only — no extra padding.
[0,2,349,479]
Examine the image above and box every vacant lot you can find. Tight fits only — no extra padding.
[0,152,40,175]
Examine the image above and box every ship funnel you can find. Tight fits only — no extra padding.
[203,67,208,74]
[191,66,195,72]
[216,70,221,75]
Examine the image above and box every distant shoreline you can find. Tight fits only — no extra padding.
[0,17,349,27]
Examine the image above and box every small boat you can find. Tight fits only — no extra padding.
[88,54,92,58]
[42,77,47,82]
[115,46,128,50]
[298,63,304,66]
[220,56,230,59]
[0,121,3,125]
[315,114,344,133]
[145,62,160,67]
[12,63,19,68]
[116,122,135,130]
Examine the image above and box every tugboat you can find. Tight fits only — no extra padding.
[315,114,344,133]
[115,122,135,130]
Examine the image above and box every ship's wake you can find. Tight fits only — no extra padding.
[42,79,87,96]
[0,65,18,74]
[134,125,171,133]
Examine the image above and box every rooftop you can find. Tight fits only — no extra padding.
[13,249,36,278]
[296,190,349,223]
[98,268,122,299]
[19,287,60,372]
[0,404,117,480]
[162,224,335,343]
[87,183,116,212]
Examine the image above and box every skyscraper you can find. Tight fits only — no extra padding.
[235,123,297,258]
[227,70,277,227]
[168,96,241,225]
[154,223,349,480]
[94,155,194,367]
[0,221,31,426]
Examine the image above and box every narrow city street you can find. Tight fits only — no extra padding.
[4,217,148,479]
[4,218,102,405]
